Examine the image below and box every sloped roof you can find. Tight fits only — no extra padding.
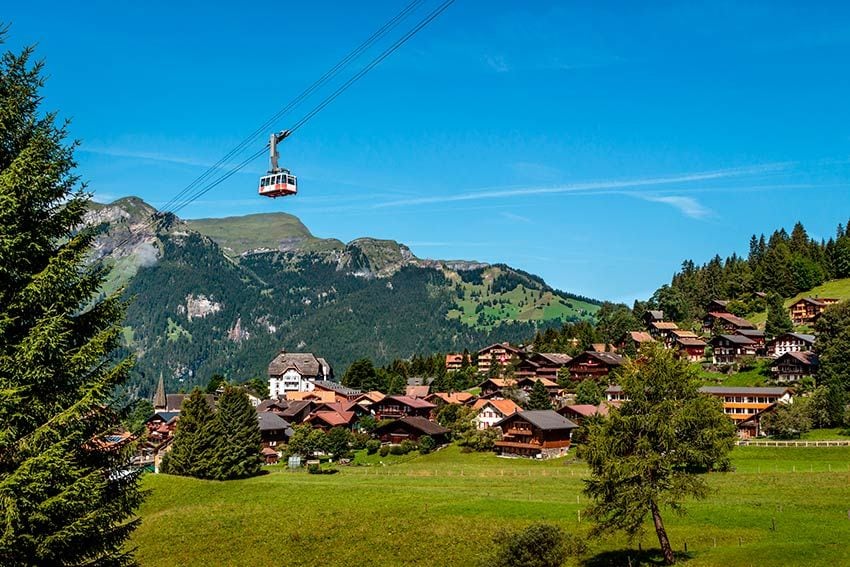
[646,310,664,320]
[381,395,437,409]
[651,321,680,330]
[426,392,475,405]
[257,412,292,432]
[472,398,522,416]
[307,410,356,427]
[478,342,522,355]
[560,404,610,418]
[585,351,625,366]
[708,312,756,329]
[312,380,361,397]
[629,331,655,343]
[354,391,386,404]
[793,297,839,306]
[374,416,449,436]
[737,329,765,338]
[774,332,816,344]
[286,390,336,403]
[775,351,818,366]
[279,400,313,418]
[536,352,573,365]
[499,410,578,431]
[268,352,323,377]
[405,385,430,398]
[147,411,179,424]
[675,337,707,347]
[714,334,756,345]
[671,329,698,338]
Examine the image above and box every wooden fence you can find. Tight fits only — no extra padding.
[737,439,850,447]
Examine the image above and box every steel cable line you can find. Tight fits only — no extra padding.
[166,0,455,215]
[110,0,429,248]
[155,0,426,217]
[115,0,455,245]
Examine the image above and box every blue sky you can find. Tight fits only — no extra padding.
[7,1,850,302]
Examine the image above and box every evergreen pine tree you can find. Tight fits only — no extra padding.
[0,37,142,564]
[765,293,793,338]
[161,388,218,478]
[527,380,553,410]
[212,385,262,479]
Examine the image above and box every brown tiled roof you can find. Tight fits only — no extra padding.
[383,395,437,409]
[560,403,611,418]
[776,351,818,366]
[536,352,573,365]
[714,334,756,345]
[405,385,431,398]
[629,331,655,343]
[651,321,680,330]
[498,410,578,431]
[306,410,355,427]
[670,329,698,338]
[426,392,475,405]
[586,351,625,366]
[374,416,449,436]
[285,390,336,403]
[708,312,756,329]
[478,342,522,356]
[675,337,707,347]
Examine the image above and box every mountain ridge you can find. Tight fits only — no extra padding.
[87,196,600,396]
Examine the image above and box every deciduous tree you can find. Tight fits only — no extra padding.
[580,344,735,565]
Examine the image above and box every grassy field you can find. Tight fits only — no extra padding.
[131,445,850,566]
[748,277,850,327]
[698,359,772,387]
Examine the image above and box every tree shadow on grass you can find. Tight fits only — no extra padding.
[582,548,693,567]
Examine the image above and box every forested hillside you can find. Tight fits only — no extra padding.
[647,221,850,322]
[93,198,599,398]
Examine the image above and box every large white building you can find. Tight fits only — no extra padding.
[267,351,333,397]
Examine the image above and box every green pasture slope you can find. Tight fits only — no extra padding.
[132,445,850,566]
[749,277,850,327]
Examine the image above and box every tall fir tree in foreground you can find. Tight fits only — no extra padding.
[580,344,735,565]
[160,389,218,478]
[0,35,142,564]
[212,386,262,479]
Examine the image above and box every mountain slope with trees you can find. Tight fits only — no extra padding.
[89,198,599,398]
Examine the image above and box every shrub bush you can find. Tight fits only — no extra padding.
[418,435,436,454]
[389,444,405,455]
[379,445,390,457]
[399,439,418,454]
[307,463,321,475]
[366,439,381,455]
[491,523,584,567]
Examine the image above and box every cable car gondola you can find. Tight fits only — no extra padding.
[258,131,297,198]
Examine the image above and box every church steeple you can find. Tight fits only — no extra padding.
[153,373,167,410]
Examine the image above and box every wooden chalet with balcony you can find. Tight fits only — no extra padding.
[373,416,450,445]
[494,410,578,459]
[472,398,522,429]
[515,352,572,380]
[476,342,524,375]
[445,353,464,372]
[711,334,757,364]
[674,336,708,362]
[370,395,436,421]
[789,297,840,326]
[768,332,815,356]
[648,321,679,340]
[257,412,293,450]
[566,351,625,382]
[476,378,518,398]
[771,351,818,383]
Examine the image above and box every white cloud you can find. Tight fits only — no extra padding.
[635,195,712,219]
[484,54,511,73]
[372,162,792,208]
[500,211,532,223]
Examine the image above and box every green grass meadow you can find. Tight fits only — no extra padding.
[131,445,850,566]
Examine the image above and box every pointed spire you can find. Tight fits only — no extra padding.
[153,372,167,410]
